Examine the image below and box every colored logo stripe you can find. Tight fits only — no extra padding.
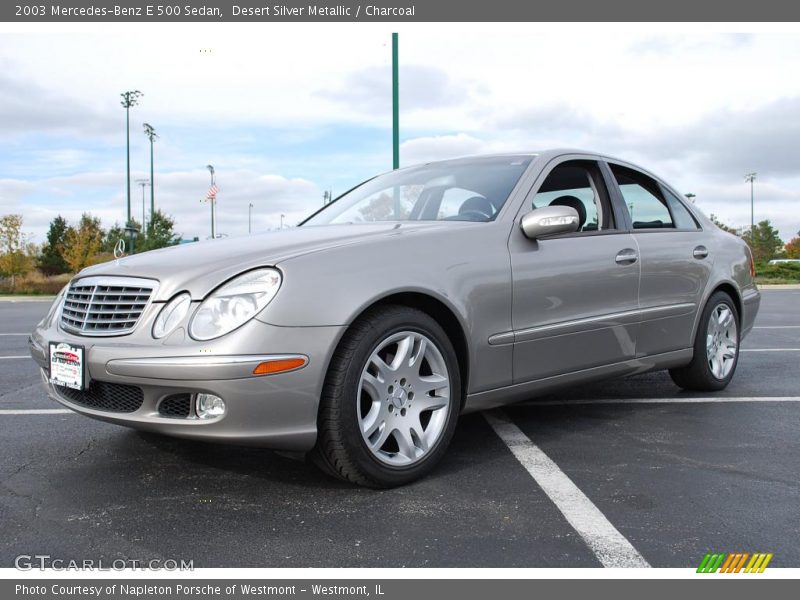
[697,552,773,573]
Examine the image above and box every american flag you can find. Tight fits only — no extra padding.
[206,184,219,200]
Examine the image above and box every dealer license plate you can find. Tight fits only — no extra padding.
[49,342,85,390]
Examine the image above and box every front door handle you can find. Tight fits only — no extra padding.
[693,245,709,259]
[615,248,638,265]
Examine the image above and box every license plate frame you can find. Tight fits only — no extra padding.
[49,342,85,391]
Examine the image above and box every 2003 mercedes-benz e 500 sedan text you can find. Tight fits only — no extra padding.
[29,150,761,487]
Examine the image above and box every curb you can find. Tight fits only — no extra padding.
[0,296,56,302]
[758,284,800,290]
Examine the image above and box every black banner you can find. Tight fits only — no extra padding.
[5,579,799,600]
[3,0,800,22]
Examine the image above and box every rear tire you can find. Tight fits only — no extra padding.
[669,291,740,391]
[311,305,461,488]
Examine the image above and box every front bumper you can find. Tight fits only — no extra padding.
[29,315,345,452]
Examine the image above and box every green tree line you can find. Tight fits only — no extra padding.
[1,212,180,289]
[709,214,798,263]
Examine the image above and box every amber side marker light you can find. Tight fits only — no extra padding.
[747,246,757,278]
[253,357,307,376]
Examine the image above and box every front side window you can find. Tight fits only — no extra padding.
[531,161,613,232]
[302,156,533,226]
[610,165,674,229]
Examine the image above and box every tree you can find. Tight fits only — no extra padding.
[0,214,34,289]
[708,213,738,235]
[785,236,800,259]
[102,222,127,254]
[138,210,181,252]
[742,220,784,264]
[62,213,105,272]
[38,215,71,275]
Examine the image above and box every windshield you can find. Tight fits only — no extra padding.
[302,155,533,226]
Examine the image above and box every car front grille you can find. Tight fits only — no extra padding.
[60,276,157,336]
[158,394,193,418]
[56,380,144,413]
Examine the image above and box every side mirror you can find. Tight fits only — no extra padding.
[520,205,580,240]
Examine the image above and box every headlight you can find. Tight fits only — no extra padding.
[152,293,192,339]
[189,268,282,341]
[39,285,68,328]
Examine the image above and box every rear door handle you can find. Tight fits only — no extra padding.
[693,245,709,259]
[615,248,638,265]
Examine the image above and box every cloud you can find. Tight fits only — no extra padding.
[628,33,754,56]
[605,97,800,181]
[8,169,321,243]
[399,133,488,164]
[320,65,483,113]
[0,73,117,138]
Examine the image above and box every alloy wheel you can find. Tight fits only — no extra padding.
[357,330,451,466]
[705,303,738,380]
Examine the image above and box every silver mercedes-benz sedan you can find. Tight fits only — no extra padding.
[29,149,760,487]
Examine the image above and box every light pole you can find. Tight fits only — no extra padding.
[206,165,216,238]
[684,193,696,204]
[248,203,253,234]
[143,123,158,234]
[120,90,143,225]
[136,179,150,236]
[391,32,401,219]
[745,172,757,236]
[392,33,399,170]
[280,213,285,229]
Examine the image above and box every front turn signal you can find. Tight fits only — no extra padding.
[252,357,307,376]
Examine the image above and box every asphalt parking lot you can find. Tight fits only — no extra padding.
[1,291,798,568]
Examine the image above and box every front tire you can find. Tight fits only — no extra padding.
[669,291,740,391]
[311,305,461,488]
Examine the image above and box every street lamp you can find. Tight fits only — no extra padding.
[745,172,757,236]
[120,90,143,225]
[124,223,139,255]
[206,165,216,238]
[143,123,158,234]
[248,203,254,234]
[280,213,285,229]
[684,193,696,204]
[136,178,150,237]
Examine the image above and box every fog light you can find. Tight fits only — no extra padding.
[195,393,225,419]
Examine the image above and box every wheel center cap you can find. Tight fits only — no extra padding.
[392,387,407,407]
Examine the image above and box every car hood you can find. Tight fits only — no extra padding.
[76,222,449,300]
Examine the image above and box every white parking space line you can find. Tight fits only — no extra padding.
[521,396,800,407]
[0,333,29,336]
[753,326,800,329]
[0,355,29,360]
[484,410,650,568]
[741,348,800,352]
[0,409,72,415]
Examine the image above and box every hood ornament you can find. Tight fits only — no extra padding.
[113,239,126,263]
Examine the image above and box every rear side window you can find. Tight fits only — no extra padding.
[610,165,674,229]
[663,189,700,230]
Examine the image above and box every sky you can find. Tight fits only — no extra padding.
[1,23,799,244]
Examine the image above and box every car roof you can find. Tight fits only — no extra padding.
[418,148,635,166]
[417,149,669,186]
